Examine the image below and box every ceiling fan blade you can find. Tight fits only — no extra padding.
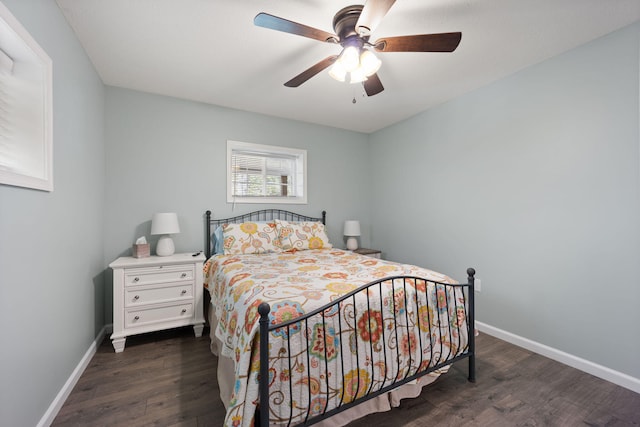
[356,0,396,36]
[363,73,384,96]
[284,56,338,88]
[374,32,462,52]
[255,13,338,43]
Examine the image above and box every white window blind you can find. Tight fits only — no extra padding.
[227,141,307,204]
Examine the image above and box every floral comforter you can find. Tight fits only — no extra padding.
[203,249,469,427]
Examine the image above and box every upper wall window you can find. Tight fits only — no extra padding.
[227,140,307,204]
[0,2,53,192]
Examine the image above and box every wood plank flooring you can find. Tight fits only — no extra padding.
[52,327,640,426]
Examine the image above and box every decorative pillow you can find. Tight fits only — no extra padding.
[213,226,224,254]
[222,222,280,255]
[275,219,332,252]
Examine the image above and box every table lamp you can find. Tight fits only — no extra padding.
[343,220,361,251]
[151,213,180,256]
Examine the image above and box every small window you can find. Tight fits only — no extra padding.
[227,140,307,204]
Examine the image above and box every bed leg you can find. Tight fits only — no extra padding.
[467,268,476,383]
[205,210,211,259]
[258,303,271,426]
[469,355,476,383]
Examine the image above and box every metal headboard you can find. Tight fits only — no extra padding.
[205,209,326,259]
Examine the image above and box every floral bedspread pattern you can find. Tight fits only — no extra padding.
[203,249,469,427]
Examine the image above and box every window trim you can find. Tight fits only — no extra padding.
[0,2,53,192]
[226,140,308,204]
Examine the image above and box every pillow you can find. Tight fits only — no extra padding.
[222,222,280,255]
[213,226,224,254]
[275,219,332,252]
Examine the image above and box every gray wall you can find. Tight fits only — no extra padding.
[104,87,371,322]
[0,1,105,426]
[369,23,640,379]
[2,3,638,425]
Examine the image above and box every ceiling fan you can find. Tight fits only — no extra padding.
[254,0,462,96]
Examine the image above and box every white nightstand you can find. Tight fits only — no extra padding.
[109,253,206,352]
[353,248,382,259]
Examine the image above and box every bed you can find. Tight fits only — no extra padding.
[203,209,475,426]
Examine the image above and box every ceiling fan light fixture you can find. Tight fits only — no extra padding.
[340,45,360,72]
[329,46,380,84]
[359,49,381,76]
[255,2,461,96]
[349,67,368,84]
[328,61,347,82]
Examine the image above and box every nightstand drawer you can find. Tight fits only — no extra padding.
[125,265,194,286]
[125,283,193,307]
[125,303,194,328]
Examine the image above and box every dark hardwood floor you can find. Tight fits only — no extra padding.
[52,327,640,426]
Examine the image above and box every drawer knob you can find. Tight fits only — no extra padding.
[181,273,187,278]
[181,290,187,295]
[134,315,140,321]
[133,277,139,282]
[181,309,187,314]
[133,295,139,300]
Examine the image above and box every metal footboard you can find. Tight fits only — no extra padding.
[258,268,476,426]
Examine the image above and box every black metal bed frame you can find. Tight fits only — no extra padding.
[205,209,475,426]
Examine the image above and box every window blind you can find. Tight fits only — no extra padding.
[231,150,297,198]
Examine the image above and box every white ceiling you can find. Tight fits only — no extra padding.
[55,0,640,133]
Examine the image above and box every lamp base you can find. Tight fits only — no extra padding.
[346,236,358,251]
[156,235,175,256]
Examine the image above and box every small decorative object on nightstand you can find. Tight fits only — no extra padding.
[151,212,180,256]
[343,220,361,250]
[353,248,382,259]
[132,236,150,258]
[109,252,205,352]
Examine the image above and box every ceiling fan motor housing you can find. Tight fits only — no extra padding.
[333,5,369,42]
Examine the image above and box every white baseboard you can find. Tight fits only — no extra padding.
[477,321,640,395]
[37,324,113,427]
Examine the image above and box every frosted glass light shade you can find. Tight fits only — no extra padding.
[329,48,381,84]
[359,50,381,76]
[341,46,360,72]
[328,61,347,82]
[349,67,368,83]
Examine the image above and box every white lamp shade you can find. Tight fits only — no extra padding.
[151,213,180,235]
[343,220,361,236]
